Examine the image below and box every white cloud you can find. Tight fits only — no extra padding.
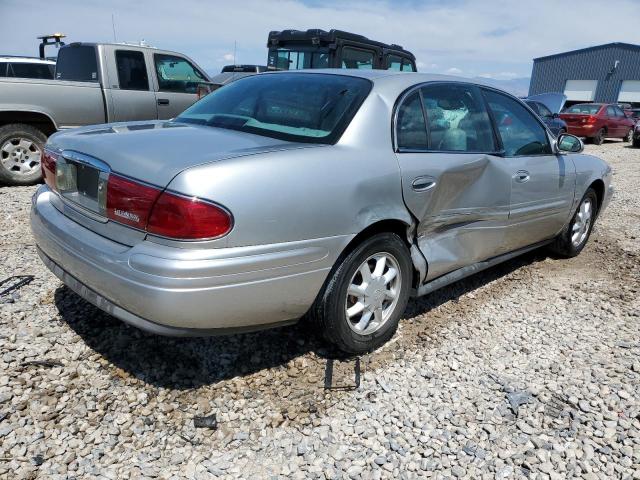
[479,71,520,80]
[2,0,640,77]
[221,53,235,62]
[445,67,463,75]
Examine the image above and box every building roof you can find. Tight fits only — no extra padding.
[534,42,640,61]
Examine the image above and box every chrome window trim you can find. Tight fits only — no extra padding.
[392,80,503,156]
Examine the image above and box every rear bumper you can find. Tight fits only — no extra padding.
[566,125,599,137]
[31,186,350,335]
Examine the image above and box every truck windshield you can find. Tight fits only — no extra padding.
[268,49,330,70]
[176,73,371,144]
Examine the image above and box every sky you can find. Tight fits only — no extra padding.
[2,0,640,80]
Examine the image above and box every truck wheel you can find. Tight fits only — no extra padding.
[0,124,47,185]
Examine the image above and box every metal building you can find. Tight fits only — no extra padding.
[529,43,640,106]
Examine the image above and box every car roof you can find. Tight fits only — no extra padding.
[260,69,520,98]
[0,56,55,64]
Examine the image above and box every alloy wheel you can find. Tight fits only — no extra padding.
[571,197,593,248]
[345,252,402,335]
[1,137,42,177]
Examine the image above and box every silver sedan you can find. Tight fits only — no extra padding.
[31,70,613,353]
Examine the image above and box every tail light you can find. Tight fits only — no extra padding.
[106,174,232,240]
[41,149,58,190]
[147,191,232,240]
[106,174,162,230]
[585,115,597,124]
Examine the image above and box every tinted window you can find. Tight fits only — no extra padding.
[525,101,539,115]
[56,46,99,82]
[483,89,551,156]
[388,55,414,72]
[0,63,6,77]
[606,106,617,117]
[422,84,495,152]
[536,102,553,118]
[342,48,374,69]
[614,106,626,118]
[115,50,149,91]
[396,92,428,149]
[7,62,54,79]
[402,58,416,72]
[565,104,601,115]
[177,73,371,144]
[154,54,206,94]
[270,49,329,70]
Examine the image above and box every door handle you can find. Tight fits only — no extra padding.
[514,170,530,183]
[411,177,437,192]
[157,99,170,106]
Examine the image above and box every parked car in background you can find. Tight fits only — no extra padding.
[628,108,640,125]
[560,103,635,145]
[525,93,567,136]
[0,56,55,79]
[31,71,612,353]
[0,42,211,185]
[267,29,416,71]
[633,122,640,148]
[221,64,267,73]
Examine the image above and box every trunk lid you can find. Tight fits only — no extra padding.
[46,121,319,245]
[48,121,305,187]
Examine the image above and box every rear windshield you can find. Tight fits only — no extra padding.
[176,73,372,144]
[564,104,601,115]
[55,46,99,82]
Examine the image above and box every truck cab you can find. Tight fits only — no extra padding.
[267,29,416,72]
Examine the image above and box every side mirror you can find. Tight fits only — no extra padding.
[557,133,583,154]
[552,112,559,119]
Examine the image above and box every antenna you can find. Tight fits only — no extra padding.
[233,40,237,65]
[111,14,117,43]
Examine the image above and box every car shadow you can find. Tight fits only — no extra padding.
[54,248,549,390]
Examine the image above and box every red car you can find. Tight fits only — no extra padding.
[560,103,635,145]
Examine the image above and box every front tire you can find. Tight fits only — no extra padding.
[311,233,412,354]
[549,188,598,258]
[0,124,47,185]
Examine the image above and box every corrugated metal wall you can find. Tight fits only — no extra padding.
[529,44,640,102]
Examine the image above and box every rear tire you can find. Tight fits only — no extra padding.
[592,128,605,145]
[310,233,412,354]
[633,137,640,148]
[0,124,47,185]
[548,188,598,258]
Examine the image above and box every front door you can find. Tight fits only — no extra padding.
[152,53,207,119]
[394,83,512,281]
[481,88,576,251]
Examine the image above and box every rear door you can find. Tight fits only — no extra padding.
[393,82,512,281]
[152,53,207,119]
[482,88,576,250]
[606,106,620,136]
[107,49,158,122]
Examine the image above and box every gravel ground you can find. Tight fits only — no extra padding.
[0,141,639,480]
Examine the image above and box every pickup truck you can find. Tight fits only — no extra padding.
[0,42,211,185]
